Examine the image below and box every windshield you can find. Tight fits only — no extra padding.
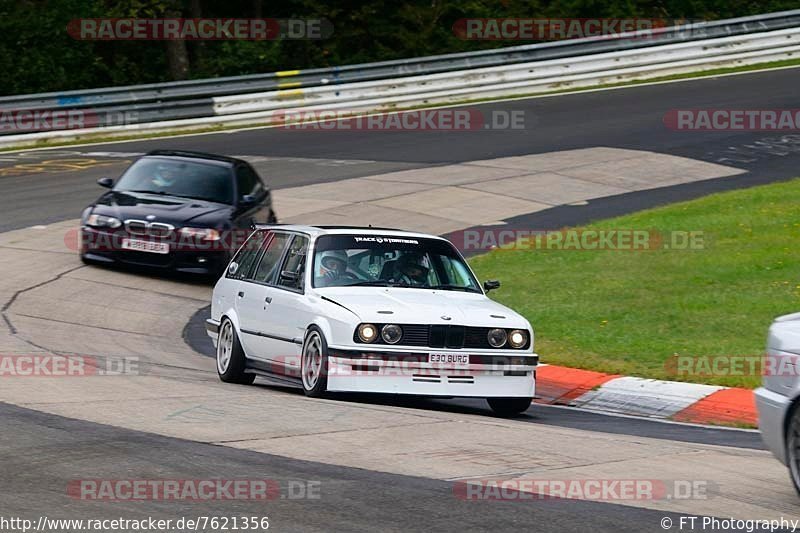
[114,157,234,204]
[312,234,482,293]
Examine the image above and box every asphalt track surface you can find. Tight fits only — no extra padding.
[2,66,800,232]
[2,67,800,532]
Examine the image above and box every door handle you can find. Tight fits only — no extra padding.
[238,291,245,298]
[265,297,272,304]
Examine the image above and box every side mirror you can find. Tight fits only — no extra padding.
[280,270,299,282]
[240,194,259,207]
[484,280,501,292]
[97,177,114,188]
[227,262,239,276]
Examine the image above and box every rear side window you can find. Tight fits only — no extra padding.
[278,235,309,291]
[227,230,268,280]
[253,233,290,284]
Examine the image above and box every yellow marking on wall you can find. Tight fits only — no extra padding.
[276,70,301,77]
[276,89,305,100]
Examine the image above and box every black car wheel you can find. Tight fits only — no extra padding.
[787,406,800,495]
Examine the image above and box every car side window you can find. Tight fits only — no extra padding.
[236,165,264,199]
[252,232,290,284]
[227,230,269,280]
[278,235,309,291]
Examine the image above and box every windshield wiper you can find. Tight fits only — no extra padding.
[124,190,210,202]
[346,280,394,287]
[429,284,479,292]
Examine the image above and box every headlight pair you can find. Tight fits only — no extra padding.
[488,328,527,349]
[358,323,402,344]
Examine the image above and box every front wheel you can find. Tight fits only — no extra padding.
[787,406,800,495]
[301,327,329,398]
[487,397,532,416]
[216,318,255,385]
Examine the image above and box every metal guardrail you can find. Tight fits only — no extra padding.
[0,9,798,142]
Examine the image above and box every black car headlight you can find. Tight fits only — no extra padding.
[179,227,221,241]
[381,324,403,344]
[487,328,507,348]
[508,329,528,349]
[86,214,122,229]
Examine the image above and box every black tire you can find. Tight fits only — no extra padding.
[487,397,532,416]
[787,405,800,496]
[301,326,329,398]
[216,318,256,385]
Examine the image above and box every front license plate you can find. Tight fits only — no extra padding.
[429,353,469,365]
[121,238,169,254]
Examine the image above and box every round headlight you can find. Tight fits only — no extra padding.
[357,324,378,343]
[487,328,507,348]
[381,324,403,344]
[509,329,527,349]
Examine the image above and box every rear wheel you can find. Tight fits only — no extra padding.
[301,327,328,398]
[487,397,532,416]
[787,406,800,495]
[216,318,255,385]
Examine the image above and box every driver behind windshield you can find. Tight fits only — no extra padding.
[319,250,351,285]
[152,163,182,188]
[391,253,430,286]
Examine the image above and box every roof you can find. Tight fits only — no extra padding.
[253,223,447,241]
[144,150,246,166]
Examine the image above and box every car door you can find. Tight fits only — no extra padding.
[262,234,313,377]
[215,228,270,354]
[236,231,292,361]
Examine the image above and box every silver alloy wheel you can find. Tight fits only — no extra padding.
[789,409,800,493]
[217,321,234,374]
[302,331,323,390]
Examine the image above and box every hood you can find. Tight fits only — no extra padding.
[91,191,231,226]
[318,287,531,330]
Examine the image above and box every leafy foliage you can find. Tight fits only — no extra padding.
[1,0,796,95]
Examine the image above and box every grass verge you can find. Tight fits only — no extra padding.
[469,178,800,388]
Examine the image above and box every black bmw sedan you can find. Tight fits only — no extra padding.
[80,150,277,276]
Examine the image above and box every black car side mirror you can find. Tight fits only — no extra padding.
[97,177,114,188]
[484,280,501,292]
[240,194,261,207]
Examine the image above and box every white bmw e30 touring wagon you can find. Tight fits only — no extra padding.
[206,225,538,415]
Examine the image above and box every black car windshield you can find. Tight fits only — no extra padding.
[312,234,482,293]
[114,157,234,204]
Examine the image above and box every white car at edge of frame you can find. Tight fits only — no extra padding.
[756,311,800,495]
[206,224,538,416]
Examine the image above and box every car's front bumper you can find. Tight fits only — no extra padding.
[81,227,229,275]
[755,386,793,464]
[326,348,537,398]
